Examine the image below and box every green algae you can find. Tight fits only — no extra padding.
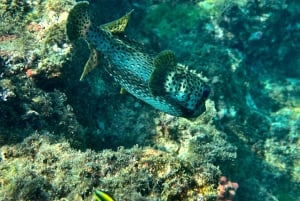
[197,0,248,19]
[0,134,220,200]
[275,181,300,201]
[144,3,208,40]
[143,0,250,41]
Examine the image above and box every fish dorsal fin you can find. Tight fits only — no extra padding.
[149,50,177,96]
[80,44,98,81]
[100,9,134,34]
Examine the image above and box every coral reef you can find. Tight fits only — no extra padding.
[0,134,221,200]
[139,0,300,200]
[0,0,299,200]
[0,0,86,148]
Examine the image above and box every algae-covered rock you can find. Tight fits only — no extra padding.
[0,0,88,148]
[0,0,300,201]
[0,134,221,201]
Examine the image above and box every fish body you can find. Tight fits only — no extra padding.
[66,2,210,118]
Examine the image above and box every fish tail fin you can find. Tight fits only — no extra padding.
[66,1,91,41]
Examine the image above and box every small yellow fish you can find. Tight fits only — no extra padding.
[93,190,115,201]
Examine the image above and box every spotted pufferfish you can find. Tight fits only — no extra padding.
[66,1,210,118]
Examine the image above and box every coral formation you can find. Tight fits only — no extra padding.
[217,176,239,201]
[0,0,299,200]
[0,134,221,200]
[0,0,86,148]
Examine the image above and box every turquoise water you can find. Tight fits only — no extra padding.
[0,0,299,200]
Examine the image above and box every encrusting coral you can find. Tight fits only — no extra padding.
[0,0,299,201]
[0,134,222,201]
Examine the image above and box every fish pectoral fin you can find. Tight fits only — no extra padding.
[80,44,98,81]
[154,50,177,69]
[149,50,177,96]
[100,9,134,34]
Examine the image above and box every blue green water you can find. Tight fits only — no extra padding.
[0,0,299,200]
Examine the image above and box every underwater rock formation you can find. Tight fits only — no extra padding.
[0,134,222,200]
[0,0,299,200]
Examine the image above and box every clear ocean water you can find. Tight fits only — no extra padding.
[0,0,299,200]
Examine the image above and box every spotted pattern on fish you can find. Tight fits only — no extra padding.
[164,64,209,112]
[66,1,210,118]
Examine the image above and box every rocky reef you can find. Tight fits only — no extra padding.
[0,0,299,200]
[0,133,221,200]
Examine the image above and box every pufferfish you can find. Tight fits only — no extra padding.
[66,1,210,118]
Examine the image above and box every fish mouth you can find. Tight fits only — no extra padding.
[185,84,210,118]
